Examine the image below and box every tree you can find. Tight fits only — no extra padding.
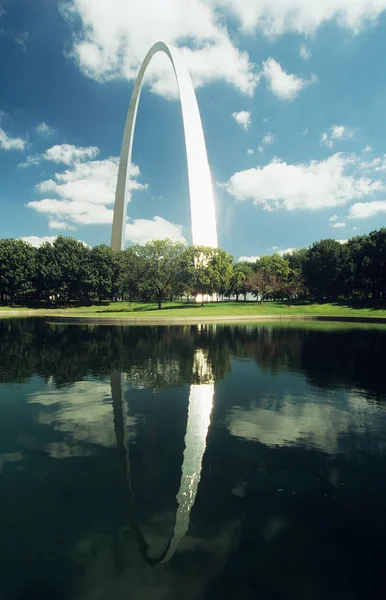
[206,248,234,298]
[246,269,280,302]
[182,246,214,300]
[52,236,92,302]
[228,262,253,301]
[283,249,308,301]
[130,239,186,309]
[89,244,121,302]
[246,254,290,302]
[182,246,234,301]
[0,239,36,304]
[367,228,386,300]
[303,239,347,300]
[258,254,291,279]
[35,241,62,301]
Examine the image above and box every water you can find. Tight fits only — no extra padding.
[1,319,386,599]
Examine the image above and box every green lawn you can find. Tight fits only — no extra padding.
[1,300,386,319]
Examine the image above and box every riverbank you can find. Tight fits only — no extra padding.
[1,301,386,323]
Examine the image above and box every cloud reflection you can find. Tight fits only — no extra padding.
[28,380,119,457]
[228,390,386,455]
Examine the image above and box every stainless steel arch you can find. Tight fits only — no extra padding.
[111,41,218,251]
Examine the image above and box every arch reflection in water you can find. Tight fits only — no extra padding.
[111,348,214,565]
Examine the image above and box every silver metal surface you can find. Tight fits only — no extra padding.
[111,41,218,251]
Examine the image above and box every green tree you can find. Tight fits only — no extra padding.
[120,246,142,300]
[367,228,386,299]
[246,254,290,302]
[303,239,347,300]
[35,241,62,301]
[0,239,36,304]
[283,249,308,301]
[182,246,213,300]
[228,262,254,301]
[258,254,291,280]
[89,244,122,302]
[246,269,280,302]
[182,246,234,300]
[130,239,186,309]
[207,248,234,298]
[52,236,92,302]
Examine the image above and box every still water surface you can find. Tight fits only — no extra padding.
[1,319,386,599]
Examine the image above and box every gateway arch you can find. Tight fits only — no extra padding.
[111,41,218,251]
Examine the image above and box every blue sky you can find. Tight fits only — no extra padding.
[1,0,386,260]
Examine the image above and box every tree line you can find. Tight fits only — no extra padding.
[0,228,385,307]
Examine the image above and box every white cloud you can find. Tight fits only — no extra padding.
[261,132,275,146]
[271,246,296,256]
[36,121,55,136]
[125,216,186,245]
[321,124,354,148]
[258,133,275,152]
[337,239,348,244]
[222,153,383,211]
[43,143,99,165]
[48,220,76,230]
[211,0,386,36]
[62,0,259,98]
[360,156,386,172]
[232,110,251,130]
[20,235,89,247]
[0,127,26,150]
[299,44,311,60]
[0,28,29,49]
[331,222,346,228]
[262,133,274,145]
[363,145,372,153]
[35,158,119,203]
[28,198,114,225]
[321,132,334,148]
[277,248,296,256]
[19,144,99,168]
[238,255,260,262]
[348,200,386,219]
[329,214,339,222]
[247,148,254,155]
[62,0,386,104]
[20,236,58,247]
[262,58,315,100]
[27,156,147,227]
[18,155,41,168]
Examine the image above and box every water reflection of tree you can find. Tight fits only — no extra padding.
[225,325,386,400]
[1,319,386,400]
[0,320,232,388]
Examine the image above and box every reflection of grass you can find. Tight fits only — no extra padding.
[2,300,386,321]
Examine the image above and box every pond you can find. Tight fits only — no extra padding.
[1,319,386,600]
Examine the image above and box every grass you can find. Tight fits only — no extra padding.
[1,300,386,320]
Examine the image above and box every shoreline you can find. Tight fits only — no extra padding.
[1,311,386,325]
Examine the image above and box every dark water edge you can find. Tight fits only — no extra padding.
[1,319,386,600]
